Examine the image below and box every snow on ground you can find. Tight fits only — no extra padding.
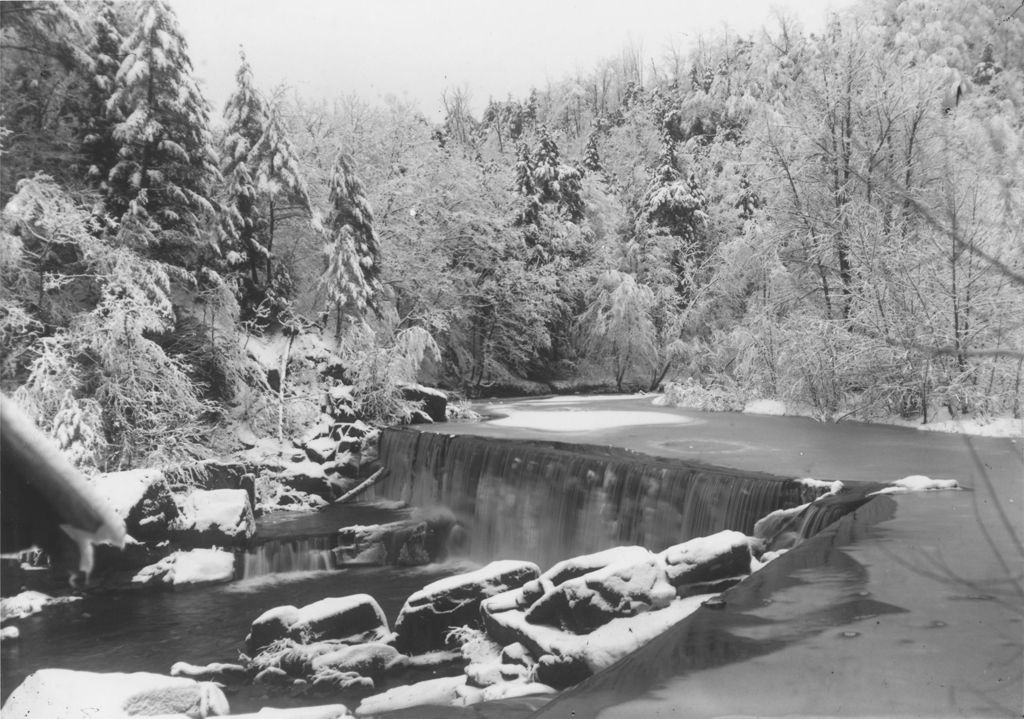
[742,399,788,416]
[132,548,236,586]
[489,410,691,432]
[1,591,81,621]
[738,398,1022,438]
[869,475,962,495]
[887,416,1023,439]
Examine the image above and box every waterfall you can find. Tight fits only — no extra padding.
[242,537,337,577]
[376,429,812,567]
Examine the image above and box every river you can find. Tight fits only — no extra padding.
[2,395,1021,716]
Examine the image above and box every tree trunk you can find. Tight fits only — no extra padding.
[277,333,295,447]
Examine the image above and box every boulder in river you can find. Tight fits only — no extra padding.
[333,513,457,567]
[658,530,752,591]
[399,384,448,423]
[1,668,229,718]
[131,548,236,587]
[170,661,249,685]
[173,488,255,546]
[246,605,300,655]
[310,642,405,679]
[286,594,390,645]
[524,550,675,633]
[394,560,540,654]
[90,468,179,541]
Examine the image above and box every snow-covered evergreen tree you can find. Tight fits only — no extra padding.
[106,0,220,255]
[583,131,602,172]
[643,130,708,249]
[319,151,382,323]
[529,126,585,222]
[221,47,267,282]
[51,390,103,470]
[248,103,312,277]
[82,0,124,196]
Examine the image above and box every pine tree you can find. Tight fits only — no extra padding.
[513,142,540,226]
[249,104,312,279]
[319,152,382,325]
[532,125,561,205]
[583,131,602,173]
[106,0,220,255]
[221,47,268,282]
[82,0,124,196]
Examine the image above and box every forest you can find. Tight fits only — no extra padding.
[1,0,1022,473]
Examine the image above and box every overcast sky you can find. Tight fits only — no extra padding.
[173,0,853,121]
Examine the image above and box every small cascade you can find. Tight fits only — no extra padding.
[376,429,815,567]
[242,536,338,577]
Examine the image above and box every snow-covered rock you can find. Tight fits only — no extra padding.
[287,595,390,645]
[1,591,80,621]
[246,605,300,655]
[519,546,653,607]
[658,530,752,590]
[354,674,554,715]
[484,591,712,688]
[1,625,20,642]
[304,437,338,463]
[170,661,249,684]
[309,643,404,678]
[333,514,457,567]
[90,468,180,540]
[278,461,337,499]
[394,560,540,654]
[399,384,448,424]
[174,489,255,545]
[525,551,675,633]
[222,706,350,719]
[870,475,962,495]
[1,668,229,718]
[131,548,236,586]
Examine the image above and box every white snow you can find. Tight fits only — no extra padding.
[1,591,80,621]
[796,477,845,496]
[1,626,21,641]
[485,593,712,674]
[131,548,235,586]
[869,475,962,495]
[354,674,555,716]
[177,489,254,539]
[879,415,1023,438]
[659,530,751,572]
[520,394,645,405]
[291,594,388,638]
[89,468,163,520]
[489,410,691,432]
[223,707,350,719]
[405,560,539,603]
[742,399,788,416]
[1,669,229,719]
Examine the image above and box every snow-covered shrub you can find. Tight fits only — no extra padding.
[660,378,745,412]
[4,177,227,467]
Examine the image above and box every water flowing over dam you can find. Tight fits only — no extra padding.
[374,427,830,567]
